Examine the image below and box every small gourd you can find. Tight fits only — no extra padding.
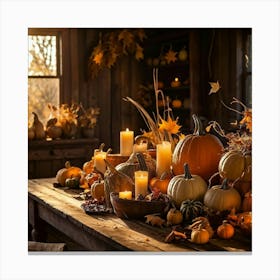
[56,161,82,186]
[166,208,183,226]
[204,179,241,212]
[167,163,207,208]
[217,220,235,239]
[91,179,105,201]
[150,171,172,194]
[32,112,45,140]
[180,199,205,222]
[191,224,210,244]
[65,176,80,189]
[46,117,62,139]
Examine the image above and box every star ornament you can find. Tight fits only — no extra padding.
[159,116,181,135]
[164,49,178,64]
[208,81,221,95]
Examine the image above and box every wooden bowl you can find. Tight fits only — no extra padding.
[106,154,129,167]
[110,192,167,219]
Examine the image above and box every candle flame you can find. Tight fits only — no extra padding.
[175,77,179,82]
[126,128,129,131]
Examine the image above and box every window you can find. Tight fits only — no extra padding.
[243,30,252,107]
[28,30,61,127]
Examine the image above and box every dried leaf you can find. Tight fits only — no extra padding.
[208,81,221,95]
[135,43,144,61]
[93,51,103,65]
[164,49,178,64]
[159,116,181,135]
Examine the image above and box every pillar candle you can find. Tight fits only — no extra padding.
[156,141,172,177]
[134,170,148,198]
[120,128,134,156]
[94,151,107,174]
[119,191,132,200]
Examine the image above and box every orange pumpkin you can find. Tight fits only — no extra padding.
[83,160,94,174]
[172,114,224,180]
[217,220,235,239]
[56,161,82,186]
[91,180,105,201]
[150,171,172,194]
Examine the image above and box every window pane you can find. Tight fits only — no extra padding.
[28,78,60,127]
[28,35,57,76]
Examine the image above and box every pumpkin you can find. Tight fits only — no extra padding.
[28,127,35,140]
[91,180,105,201]
[242,191,252,212]
[56,161,82,186]
[167,164,207,208]
[115,152,156,181]
[150,171,172,194]
[217,220,235,239]
[178,47,188,61]
[204,179,241,212]
[190,225,210,244]
[180,199,205,222]
[234,180,252,197]
[172,114,224,180]
[188,217,214,238]
[218,150,251,181]
[166,208,183,226]
[172,99,182,109]
[46,118,62,139]
[104,159,134,210]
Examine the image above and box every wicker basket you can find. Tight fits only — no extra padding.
[110,192,167,219]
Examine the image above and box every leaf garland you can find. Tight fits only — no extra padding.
[89,29,146,78]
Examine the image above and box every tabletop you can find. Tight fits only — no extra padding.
[28,178,252,252]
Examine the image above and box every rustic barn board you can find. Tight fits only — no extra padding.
[28,178,251,252]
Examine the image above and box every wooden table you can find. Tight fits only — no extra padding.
[28,178,252,252]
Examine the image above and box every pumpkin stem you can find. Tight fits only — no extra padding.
[65,161,71,169]
[192,114,205,136]
[221,179,229,190]
[184,163,192,179]
[136,153,148,171]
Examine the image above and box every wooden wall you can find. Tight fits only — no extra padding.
[62,28,250,153]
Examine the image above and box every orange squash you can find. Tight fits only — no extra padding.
[172,114,224,181]
[150,171,172,194]
[56,161,82,186]
[217,220,235,239]
[242,192,252,212]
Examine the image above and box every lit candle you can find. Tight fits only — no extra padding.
[134,170,148,198]
[156,141,172,177]
[133,142,148,153]
[94,151,107,174]
[171,77,181,87]
[120,128,134,156]
[119,191,132,200]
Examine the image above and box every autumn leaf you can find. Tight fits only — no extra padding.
[118,29,134,53]
[239,109,252,132]
[164,49,178,64]
[136,29,147,41]
[135,43,144,61]
[93,51,103,65]
[208,81,221,95]
[159,116,181,134]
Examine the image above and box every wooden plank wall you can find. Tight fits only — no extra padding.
[63,28,249,151]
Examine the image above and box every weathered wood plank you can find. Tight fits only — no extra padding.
[28,178,251,252]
